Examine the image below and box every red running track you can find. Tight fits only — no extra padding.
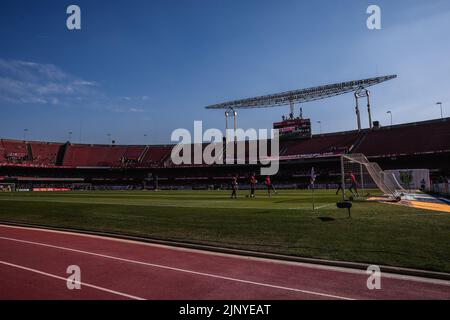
[0,224,449,300]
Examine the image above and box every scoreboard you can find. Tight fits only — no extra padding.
[273,118,312,139]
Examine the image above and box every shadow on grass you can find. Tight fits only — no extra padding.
[318,217,336,222]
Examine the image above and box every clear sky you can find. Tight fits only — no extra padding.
[1,0,449,144]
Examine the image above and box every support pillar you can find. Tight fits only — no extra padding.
[366,90,372,129]
[354,88,372,131]
[233,110,238,144]
[354,92,361,131]
[289,100,294,119]
[225,107,237,144]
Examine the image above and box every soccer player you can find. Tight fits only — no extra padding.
[349,172,359,197]
[265,176,276,197]
[230,176,238,199]
[249,173,257,198]
[336,181,343,195]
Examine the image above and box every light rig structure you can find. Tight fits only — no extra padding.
[205,75,397,139]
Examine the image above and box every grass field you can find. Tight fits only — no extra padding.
[0,189,449,273]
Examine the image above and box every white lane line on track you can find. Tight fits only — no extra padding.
[0,236,354,300]
[0,260,144,300]
[1,224,450,287]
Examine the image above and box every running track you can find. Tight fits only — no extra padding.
[0,224,449,300]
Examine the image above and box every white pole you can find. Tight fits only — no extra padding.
[437,102,443,119]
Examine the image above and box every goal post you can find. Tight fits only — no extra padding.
[341,154,404,200]
[0,183,16,192]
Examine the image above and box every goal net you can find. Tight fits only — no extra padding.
[341,154,405,200]
[0,183,16,192]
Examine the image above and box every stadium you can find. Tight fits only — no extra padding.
[1,101,450,192]
[1,75,450,301]
[1,0,449,305]
[1,76,449,195]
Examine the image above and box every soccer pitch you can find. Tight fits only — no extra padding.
[0,189,449,273]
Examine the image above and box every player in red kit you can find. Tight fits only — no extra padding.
[265,176,276,197]
[349,172,359,197]
[230,176,238,199]
[249,173,257,198]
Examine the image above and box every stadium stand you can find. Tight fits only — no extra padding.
[123,146,146,162]
[0,139,29,162]
[0,143,5,162]
[29,142,63,166]
[0,118,449,180]
[355,118,450,157]
[63,144,131,167]
[280,131,362,158]
[140,145,173,166]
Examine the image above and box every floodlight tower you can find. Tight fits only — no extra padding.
[354,88,372,131]
[233,109,237,142]
[386,111,393,126]
[289,99,295,119]
[436,102,443,119]
[206,75,397,132]
[224,107,238,143]
[225,110,229,133]
[354,93,362,131]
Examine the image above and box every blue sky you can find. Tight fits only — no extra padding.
[0,0,449,144]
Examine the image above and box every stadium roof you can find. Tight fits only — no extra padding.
[205,75,397,110]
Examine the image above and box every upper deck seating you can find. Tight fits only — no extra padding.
[29,142,62,165]
[356,119,450,157]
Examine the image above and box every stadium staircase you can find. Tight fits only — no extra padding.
[161,148,173,167]
[56,142,69,166]
[26,143,33,161]
[348,131,369,154]
[138,145,150,164]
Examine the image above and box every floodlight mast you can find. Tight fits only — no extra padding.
[225,107,238,143]
[289,100,295,119]
[354,88,372,131]
[205,75,397,131]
